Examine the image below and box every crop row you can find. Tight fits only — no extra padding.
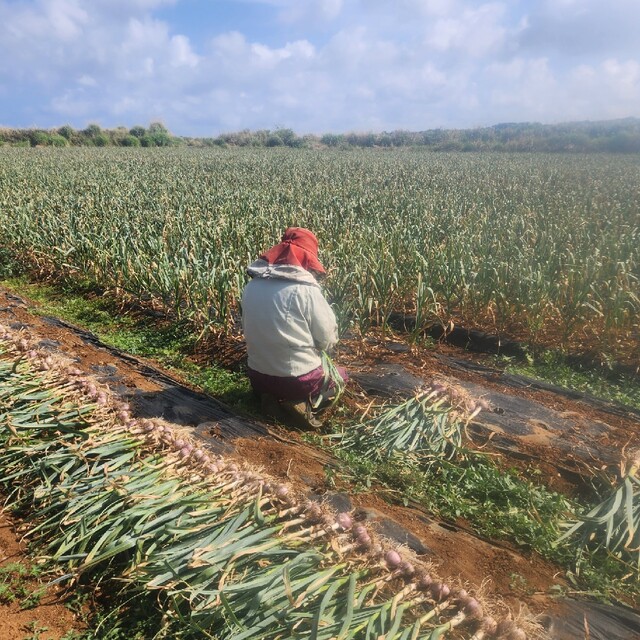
[0,148,638,361]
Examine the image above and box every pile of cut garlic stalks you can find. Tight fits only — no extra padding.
[340,381,487,463]
[0,325,542,639]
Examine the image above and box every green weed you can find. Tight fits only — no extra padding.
[22,621,49,640]
[0,246,20,279]
[321,437,639,604]
[0,561,45,608]
[496,351,640,411]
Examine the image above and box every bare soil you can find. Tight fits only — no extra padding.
[0,512,83,640]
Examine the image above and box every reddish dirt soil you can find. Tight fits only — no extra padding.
[1,286,637,621]
[0,512,84,640]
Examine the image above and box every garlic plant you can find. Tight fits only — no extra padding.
[557,449,640,569]
[0,329,539,639]
[340,383,486,463]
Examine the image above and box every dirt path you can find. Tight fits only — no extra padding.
[1,286,639,639]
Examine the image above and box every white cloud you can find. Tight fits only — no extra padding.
[486,57,557,115]
[483,55,640,124]
[250,40,315,68]
[566,59,640,119]
[280,0,344,23]
[0,0,638,134]
[169,35,200,68]
[211,31,248,57]
[425,3,507,57]
[47,0,88,40]
[50,91,92,118]
[77,75,97,87]
[409,0,461,17]
[516,0,640,57]
[93,0,178,12]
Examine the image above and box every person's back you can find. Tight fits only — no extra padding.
[242,274,337,378]
[241,228,346,428]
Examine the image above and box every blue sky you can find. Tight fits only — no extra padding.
[0,0,638,136]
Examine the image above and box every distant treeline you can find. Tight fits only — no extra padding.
[2,118,640,152]
[0,122,174,148]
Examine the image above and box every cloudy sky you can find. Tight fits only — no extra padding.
[0,0,638,136]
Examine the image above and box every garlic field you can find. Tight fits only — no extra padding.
[0,147,638,363]
[0,147,639,639]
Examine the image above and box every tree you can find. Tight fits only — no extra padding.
[119,134,141,147]
[93,133,110,147]
[321,133,342,147]
[83,123,102,138]
[29,131,68,147]
[148,121,169,135]
[57,125,74,140]
[266,133,284,147]
[129,125,146,138]
[145,122,172,146]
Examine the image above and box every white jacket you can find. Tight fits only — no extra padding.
[241,260,338,377]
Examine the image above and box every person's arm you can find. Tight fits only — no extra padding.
[306,287,338,351]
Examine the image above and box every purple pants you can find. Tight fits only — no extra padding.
[248,365,348,402]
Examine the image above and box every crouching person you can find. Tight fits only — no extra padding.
[241,227,347,429]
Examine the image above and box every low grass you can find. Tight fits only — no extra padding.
[0,561,45,608]
[61,586,185,640]
[496,351,640,411]
[330,446,572,549]
[317,436,639,605]
[0,541,186,639]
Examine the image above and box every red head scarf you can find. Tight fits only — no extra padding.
[260,227,326,275]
